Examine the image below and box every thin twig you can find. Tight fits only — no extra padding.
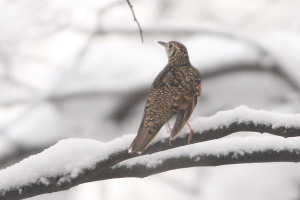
[125,0,144,42]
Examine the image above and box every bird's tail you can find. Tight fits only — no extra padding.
[129,126,159,154]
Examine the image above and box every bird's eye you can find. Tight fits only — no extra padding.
[168,44,173,48]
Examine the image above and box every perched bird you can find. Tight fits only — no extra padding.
[129,41,201,154]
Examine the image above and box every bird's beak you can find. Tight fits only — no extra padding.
[157,41,166,47]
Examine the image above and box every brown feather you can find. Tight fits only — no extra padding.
[129,87,174,154]
[129,41,201,154]
[128,126,154,154]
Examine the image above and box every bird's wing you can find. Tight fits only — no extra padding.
[170,94,198,139]
[128,112,156,154]
[129,75,175,154]
[170,67,201,139]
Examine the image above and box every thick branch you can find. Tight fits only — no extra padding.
[1,106,300,199]
[111,137,300,178]
[2,137,300,200]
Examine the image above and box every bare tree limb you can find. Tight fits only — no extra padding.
[125,0,144,42]
[0,23,104,133]
[2,25,299,115]
[0,58,296,122]
[1,106,300,199]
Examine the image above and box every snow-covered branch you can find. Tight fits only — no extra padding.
[113,137,300,178]
[1,106,300,199]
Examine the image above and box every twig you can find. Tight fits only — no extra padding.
[125,0,144,42]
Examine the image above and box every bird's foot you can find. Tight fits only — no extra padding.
[187,122,194,144]
[169,138,174,146]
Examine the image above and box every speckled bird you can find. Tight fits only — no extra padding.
[129,41,201,154]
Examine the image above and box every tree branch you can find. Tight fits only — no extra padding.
[1,106,300,199]
[125,0,144,42]
[111,137,300,178]
[2,136,300,200]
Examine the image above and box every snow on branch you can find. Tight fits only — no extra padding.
[1,106,300,200]
[113,137,300,178]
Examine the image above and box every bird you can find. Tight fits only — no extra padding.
[128,41,201,154]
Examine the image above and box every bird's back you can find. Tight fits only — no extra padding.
[129,66,176,153]
[129,41,201,154]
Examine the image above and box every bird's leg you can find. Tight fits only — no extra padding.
[167,122,172,134]
[187,122,194,144]
[165,122,174,145]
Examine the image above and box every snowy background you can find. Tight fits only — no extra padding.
[1,0,300,199]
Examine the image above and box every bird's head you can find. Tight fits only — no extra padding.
[158,41,190,64]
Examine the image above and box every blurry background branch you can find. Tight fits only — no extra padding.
[3,24,297,124]
[111,59,298,123]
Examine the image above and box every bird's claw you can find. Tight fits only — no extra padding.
[188,130,194,144]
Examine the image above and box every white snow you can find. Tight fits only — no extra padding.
[117,136,300,169]
[1,105,300,193]
[1,135,299,193]
[191,105,300,134]
[0,134,134,192]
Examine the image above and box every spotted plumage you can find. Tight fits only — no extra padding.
[129,41,201,154]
